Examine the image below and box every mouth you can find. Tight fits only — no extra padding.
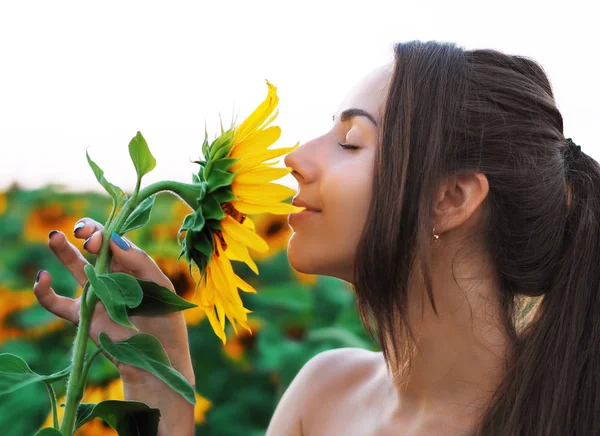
[288,197,321,227]
[291,197,321,212]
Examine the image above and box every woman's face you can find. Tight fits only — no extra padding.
[285,66,391,283]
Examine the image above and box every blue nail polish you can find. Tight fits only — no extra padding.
[111,231,130,250]
[36,270,43,282]
[73,222,85,233]
[83,237,91,251]
[48,230,58,239]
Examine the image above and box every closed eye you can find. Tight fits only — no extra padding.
[338,142,360,151]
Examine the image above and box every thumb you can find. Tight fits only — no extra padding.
[33,270,80,325]
[108,232,173,289]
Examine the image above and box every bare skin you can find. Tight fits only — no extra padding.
[35,66,510,435]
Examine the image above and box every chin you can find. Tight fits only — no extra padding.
[287,237,354,282]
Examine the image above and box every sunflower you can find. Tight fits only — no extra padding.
[249,213,291,260]
[42,378,212,433]
[175,81,304,343]
[25,202,86,248]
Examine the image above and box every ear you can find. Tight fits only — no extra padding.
[433,172,489,234]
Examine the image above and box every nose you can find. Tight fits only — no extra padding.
[284,138,319,184]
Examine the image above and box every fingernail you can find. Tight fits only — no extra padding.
[111,231,130,250]
[83,237,91,251]
[73,222,85,233]
[48,230,58,239]
[36,270,43,283]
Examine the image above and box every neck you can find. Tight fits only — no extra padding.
[386,249,511,429]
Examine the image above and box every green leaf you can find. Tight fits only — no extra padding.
[85,266,143,330]
[128,279,197,316]
[121,195,156,234]
[0,354,71,397]
[99,333,196,405]
[75,400,161,435]
[128,131,157,180]
[34,428,63,435]
[86,150,126,203]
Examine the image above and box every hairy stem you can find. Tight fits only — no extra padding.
[45,383,59,430]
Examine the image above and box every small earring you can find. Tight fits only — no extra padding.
[432,225,440,241]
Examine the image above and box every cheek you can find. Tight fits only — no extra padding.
[321,156,373,261]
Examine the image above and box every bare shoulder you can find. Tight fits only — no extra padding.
[266,348,383,436]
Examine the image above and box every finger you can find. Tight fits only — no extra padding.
[48,231,91,286]
[109,232,174,290]
[81,229,103,255]
[73,218,104,240]
[33,270,80,325]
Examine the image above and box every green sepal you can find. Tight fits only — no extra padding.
[34,428,62,435]
[86,150,126,204]
[128,279,198,316]
[211,157,238,173]
[121,195,156,234]
[191,230,213,258]
[211,138,233,161]
[99,333,196,405]
[84,266,143,330]
[208,131,233,160]
[201,195,225,221]
[128,132,157,180]
[74,400,161,435]
[211,187,237,204]
[206,169,235,194]
[0,354,71,397]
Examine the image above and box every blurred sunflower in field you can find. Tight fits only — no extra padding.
[42,378,212,433]
[176,81,304,343]
[0,287,63,343]
[153,256,206,325]
[25,201,86,246]
[0,192,6,215]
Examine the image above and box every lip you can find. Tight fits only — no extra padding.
[291,197,321,212]
[289,197,321,227]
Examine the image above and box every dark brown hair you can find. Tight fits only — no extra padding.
[354,40,600,435]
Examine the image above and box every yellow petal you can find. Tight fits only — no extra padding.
[216,300,226,332]
[204,306,226,343]
[230,144,298,173]
[230,126,281,160]
[231,200,304,215]
[233,166,292,185]
[222,231,259,274]
[233,182,297,203]
[221,216,269,252]
[234,81,278,144]
[235,275,257,294]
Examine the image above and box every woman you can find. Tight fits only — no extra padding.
[34,40,600,435]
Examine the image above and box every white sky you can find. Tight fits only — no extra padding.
[0,0,598,193]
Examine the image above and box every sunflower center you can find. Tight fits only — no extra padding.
[214,230,227,255]
[222,202,246,224]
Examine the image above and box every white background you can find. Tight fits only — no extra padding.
[0,0,598,193]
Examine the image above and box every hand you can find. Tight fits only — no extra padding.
[33,218,195,387]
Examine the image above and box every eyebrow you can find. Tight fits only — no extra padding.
[333,108,378,127]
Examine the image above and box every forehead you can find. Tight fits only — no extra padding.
[336,64,392,124]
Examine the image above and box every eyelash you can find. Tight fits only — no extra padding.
[338,142,359,151]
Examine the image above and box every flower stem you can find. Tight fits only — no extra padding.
[60,192,141,436]
[45,383,59,430]
[59,291,95,435]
